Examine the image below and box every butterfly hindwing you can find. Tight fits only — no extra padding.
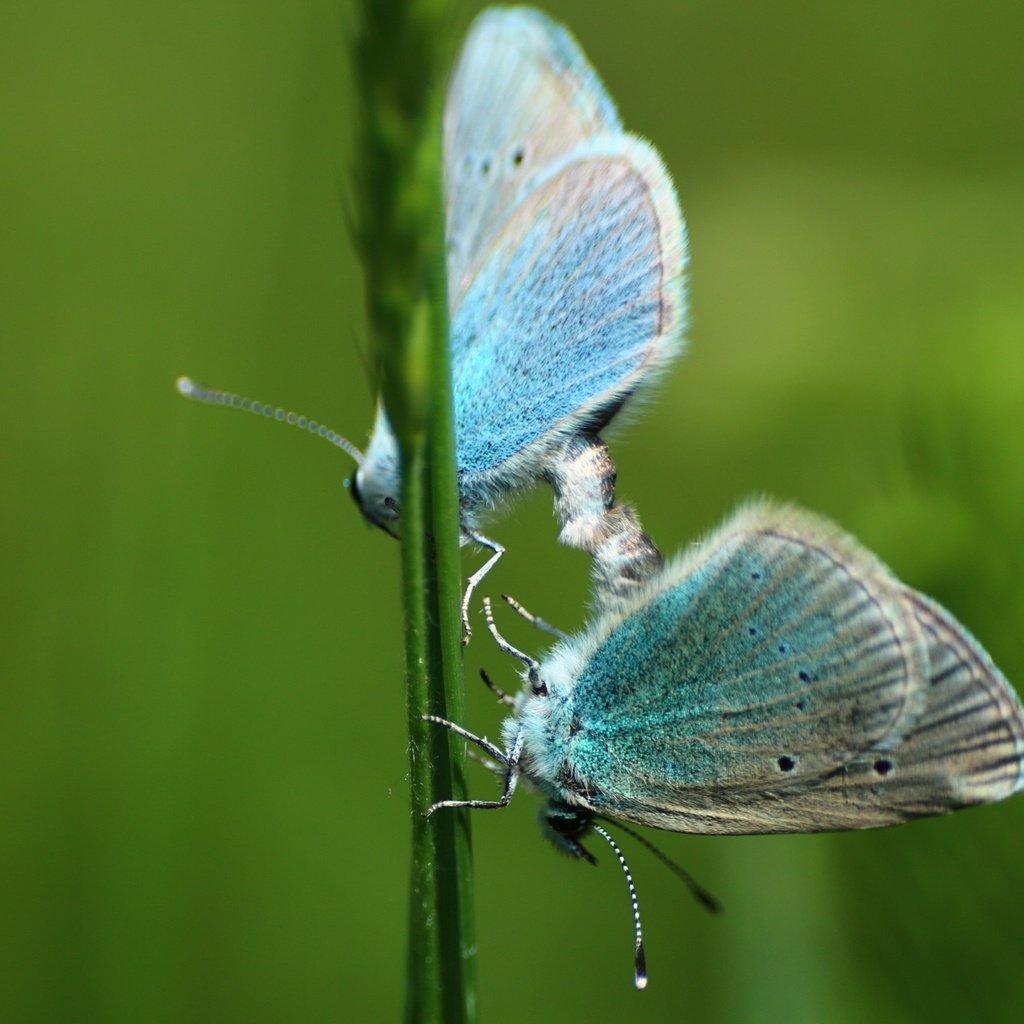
[710,589,1024,830]
[451,136,685,486]
[884,589,1024,806]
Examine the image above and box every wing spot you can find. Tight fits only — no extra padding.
[748,626,758,637]
[873,758,894,777]
[751,571,761,580]
[509,144,527,170]
[798,670,811,683]
[778,643,789,654]
[795,699,807,711]
[480,155,493,176]
[778,755,797,772]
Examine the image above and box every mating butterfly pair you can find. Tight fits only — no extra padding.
[180,7,1024,989]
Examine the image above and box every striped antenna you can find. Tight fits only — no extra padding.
[176,377,364,466]
[592,822,648,991]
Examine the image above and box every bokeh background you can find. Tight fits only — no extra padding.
[3,2,1023,1021]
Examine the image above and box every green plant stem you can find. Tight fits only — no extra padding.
[353,2,474,1022]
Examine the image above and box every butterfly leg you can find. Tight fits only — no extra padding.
[479,667,516,707]
[482,597,539,670]
[466,747,507,774]
[423,714,508,762]
[422,718,523,816]
[500,593,567,639]
[461,529,505,644]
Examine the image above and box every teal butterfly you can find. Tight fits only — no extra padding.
[429,502,1024,985]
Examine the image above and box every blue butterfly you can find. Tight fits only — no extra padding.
[357,7,686,632]
[427,501,1024,986]
[179,7,686,638]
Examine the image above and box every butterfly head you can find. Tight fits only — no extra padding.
[540,802,597,863]
[349,408,402,538]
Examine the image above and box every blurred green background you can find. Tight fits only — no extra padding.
[3,2,1023,1021]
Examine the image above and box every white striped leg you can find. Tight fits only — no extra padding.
[461,529,505,645]
[422,719,523,817]
[501,594,567,639]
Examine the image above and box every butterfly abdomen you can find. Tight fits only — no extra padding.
[546,434,664,607]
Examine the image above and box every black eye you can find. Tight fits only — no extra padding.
[528,667,547,696]
[545,806,589,838]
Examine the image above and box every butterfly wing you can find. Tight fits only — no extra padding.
[551,502,1024,834]
[444,9,686,500]
[884,589,1024,806]
[451,135,685,484]
[358,10,626,521]
[445,8,621,302]
[717,588,1024,830]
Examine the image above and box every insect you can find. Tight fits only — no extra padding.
[179,7,686,638]
[426,500,1024,986]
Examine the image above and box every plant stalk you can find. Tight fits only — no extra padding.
[353,2,474,1021]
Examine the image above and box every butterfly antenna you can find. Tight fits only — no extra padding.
[483,597,539,672]
[176,377,364,467]
[608,820,722,915]
[592,823,647,991]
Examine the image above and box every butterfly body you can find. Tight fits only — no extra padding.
[491,502,1024,836]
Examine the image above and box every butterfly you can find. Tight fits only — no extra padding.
[426,500,1024,986]
[357,6,686,633]
[179,7,686,638]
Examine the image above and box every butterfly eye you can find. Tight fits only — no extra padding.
[544,805,589,839]
[528,667,548,696]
